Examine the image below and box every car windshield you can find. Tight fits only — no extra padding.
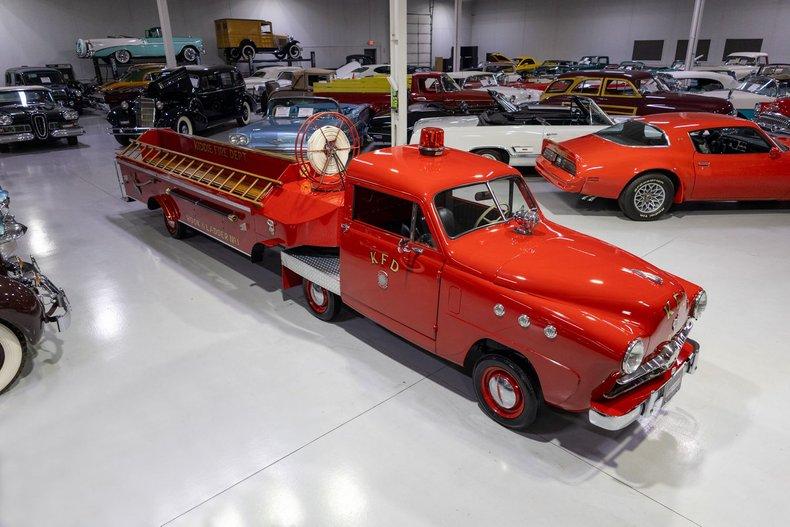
[0,90,54,107]
[463,74,497,88]
[267,97,340,118]
[440,74,461,92]
[120,68,156,82]
[433,176,537,238]
[573,96,615,125]
[725,56,757,66]
[21,70,64,85]
[638,76,669,93]
[596,120,669,146]
[736,78,786,97]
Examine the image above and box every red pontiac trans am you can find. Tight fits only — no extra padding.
[536,113,790,220]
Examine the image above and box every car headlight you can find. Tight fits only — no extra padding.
[120,101,129,110]
[622,338,646,374]
[691,289,707,319]
[155,100,164,110]
[0,115,12,126]
[62,109,79,121]
[229,134,249,146]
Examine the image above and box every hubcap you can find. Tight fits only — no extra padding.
[310,283,326,306]
[179,122,189,134]
[481,153,497,160]
[184,47,196,61]
[116,50,130,63]
[488,375,517,409]
[480,366,524,419]
[634,182,666,214]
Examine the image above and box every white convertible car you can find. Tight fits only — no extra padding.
[410,94,614,166]
[448,71,543,106]
[698,75,790,118]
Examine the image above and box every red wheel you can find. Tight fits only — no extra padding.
[164,213,190,239]
[302,280,341,321]
[473,354,539,430]
[294,112,361,192]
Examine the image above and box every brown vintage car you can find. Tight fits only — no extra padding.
[540,70,735,116]
[93,63,164,110]
[215,18,302,62]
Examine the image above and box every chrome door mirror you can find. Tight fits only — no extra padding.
[512,208,540,235]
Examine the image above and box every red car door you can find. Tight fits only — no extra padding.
[689,126,790,200]
[340,185,444,342]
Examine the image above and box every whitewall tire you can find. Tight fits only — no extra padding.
[0,323,25,394]
[175,116,194,135]
[237,101,252,126]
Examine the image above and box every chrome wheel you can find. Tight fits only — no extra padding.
[114,49,131,64]
[309,283,326,307]
[488,374,518,409]
[182,46,197,62]
[479,366,524,419]
[633,182,666,214]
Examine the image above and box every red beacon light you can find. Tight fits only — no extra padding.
[418,127,445,156]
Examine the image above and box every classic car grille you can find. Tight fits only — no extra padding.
[32,114,48,139]
[138,98,156,128]
[755,112,789,135]
[0,124,32,134]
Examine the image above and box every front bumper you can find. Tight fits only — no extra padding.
[588,340,700,431]
[0,126,83,144]
[107,126,152,136]
[0,132,35,145]
[51,127,85,138]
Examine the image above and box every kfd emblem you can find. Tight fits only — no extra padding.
[370,250,399,272]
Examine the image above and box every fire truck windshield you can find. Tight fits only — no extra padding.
[433,175,537,238]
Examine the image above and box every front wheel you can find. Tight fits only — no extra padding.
[302,280,341,321]
[0,323,26,395]
[67,137,78,146]
[114,49,132,64]
[236,101,252,126]
[618,172,674,221]
[473,148,507,163]
[164,213,190,239]
[473,354,540,430]
[180,46,199,64]
[174,115,194,135]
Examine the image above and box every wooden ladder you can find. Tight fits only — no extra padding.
[118,140,282,204]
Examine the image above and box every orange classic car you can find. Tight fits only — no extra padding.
[536,113,789,220]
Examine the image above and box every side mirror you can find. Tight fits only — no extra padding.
[769,147,781,159]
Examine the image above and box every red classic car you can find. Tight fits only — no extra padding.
[540,71,735,116]
[115,123,706,431]
[755,96,789,136]
[536,113,789,220]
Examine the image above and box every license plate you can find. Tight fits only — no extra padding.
[663,368,684,403]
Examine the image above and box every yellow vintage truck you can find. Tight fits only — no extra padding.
[214,18,302,62]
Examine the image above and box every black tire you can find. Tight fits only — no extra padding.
[240,44,256,60]
[0,322,27,395]
[236,101,252,126]
[473,354,540,430]
[473,148,508,163]
[273,49,286,61]
[0,145,10,153]
[179,46,199,64]
[287,43,302,60]
[114,135,131,146]
[164,214,190,239]
[174,115,194,135]
[67,137,78,146]
[302,280,341,321]
[618,172,675,221]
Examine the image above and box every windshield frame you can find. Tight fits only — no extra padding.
[266,96,341,117]
[0,89,55,107]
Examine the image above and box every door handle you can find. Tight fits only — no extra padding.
[697,161,710,167]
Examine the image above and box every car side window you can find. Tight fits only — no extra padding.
[603,79,638,96]
[218,71,235,88]
[352,187,435,247]
[571,79,602,95]
[545,79,573,93]
[689,127,773,155]
[278,71,294,81]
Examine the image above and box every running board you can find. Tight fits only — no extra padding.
[281,251,341,296]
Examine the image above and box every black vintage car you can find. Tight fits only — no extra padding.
[0,87,85,151]
[5,66,86,113]
[106,64,256,146]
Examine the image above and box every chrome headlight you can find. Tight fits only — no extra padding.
[62,109,79,121]
[120,101,129,110]
[691,289,707,319]
[229,134,249,146]
[155,100,164,110]
[622,338,646,374]
[0,115,12,126]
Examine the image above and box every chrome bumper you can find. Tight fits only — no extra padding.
[0,132,35,144]
[28,256,70,332]
[107,126,152,136]
[589,342,700,431]
[51,127,85,138]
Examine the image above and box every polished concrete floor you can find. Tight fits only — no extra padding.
[1,113,788,527]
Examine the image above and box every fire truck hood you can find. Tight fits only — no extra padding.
[454,221,687,323]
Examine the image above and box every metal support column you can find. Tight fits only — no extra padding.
[156,0,178,68]
[684,0,705,70]
[389,0,408,146]
[452,0,461,72]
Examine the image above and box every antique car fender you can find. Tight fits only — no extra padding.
[147,193,180,224]
[106,106,134,127]
[0,275,45,346]
[158,104,207,131]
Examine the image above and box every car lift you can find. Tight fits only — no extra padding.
[236,51,317,76]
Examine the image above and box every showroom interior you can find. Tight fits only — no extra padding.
[0,0,788,525]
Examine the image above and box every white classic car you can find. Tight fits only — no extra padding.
[447,71,543,107]
[695,52,770,80]
[75,27,205,64]
[243,66,303,95]
[698,75,790,118]
[410,94,614,166]
[662,70,739,93]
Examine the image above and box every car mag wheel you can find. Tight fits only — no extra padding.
[0,323,26,395]
[241,44,256,60]
[163,213,190,239]
[619,173,674,221]
[302,280,341,321]
[287,43,303,60]
[237,101,252,126]
[473,354,539,430]
[180,46,199,64]
[114,49,132,64]
[473,148,507,163]
[175,115,194,135]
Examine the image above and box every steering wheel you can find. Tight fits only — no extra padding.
[474,204,509,228]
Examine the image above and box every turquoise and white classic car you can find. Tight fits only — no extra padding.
[75,27,205,65]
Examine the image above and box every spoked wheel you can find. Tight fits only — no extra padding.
[164,213,190,239]
[618,173,674,221]
[294,112,361,191]
[302,280,341,321]
[473,354,540,430]
[0,323,26,395]
[114,49,132,64]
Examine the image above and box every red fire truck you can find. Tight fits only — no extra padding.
[115,115,706,431]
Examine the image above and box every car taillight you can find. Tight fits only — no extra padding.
[556,155,576,175]
[542,146,557,162]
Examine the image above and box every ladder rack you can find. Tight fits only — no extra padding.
[118,140,282,205]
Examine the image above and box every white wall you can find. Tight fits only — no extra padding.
[468,0,790,65]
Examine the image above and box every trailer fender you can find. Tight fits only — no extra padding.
[151,193,180,223]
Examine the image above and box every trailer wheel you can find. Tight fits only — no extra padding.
[164,215,190,239]
[473,354,539,430]
[0,322,27,395]
[302,280,341,321]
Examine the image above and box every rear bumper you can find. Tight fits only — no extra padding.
[535,155,585,193]
[588,339,700,431]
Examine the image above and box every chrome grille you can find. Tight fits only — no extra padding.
[32,114,48,139]
[755,112,789,135]
[138,98,156,128]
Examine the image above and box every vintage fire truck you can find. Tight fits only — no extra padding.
[115,115,706,431]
